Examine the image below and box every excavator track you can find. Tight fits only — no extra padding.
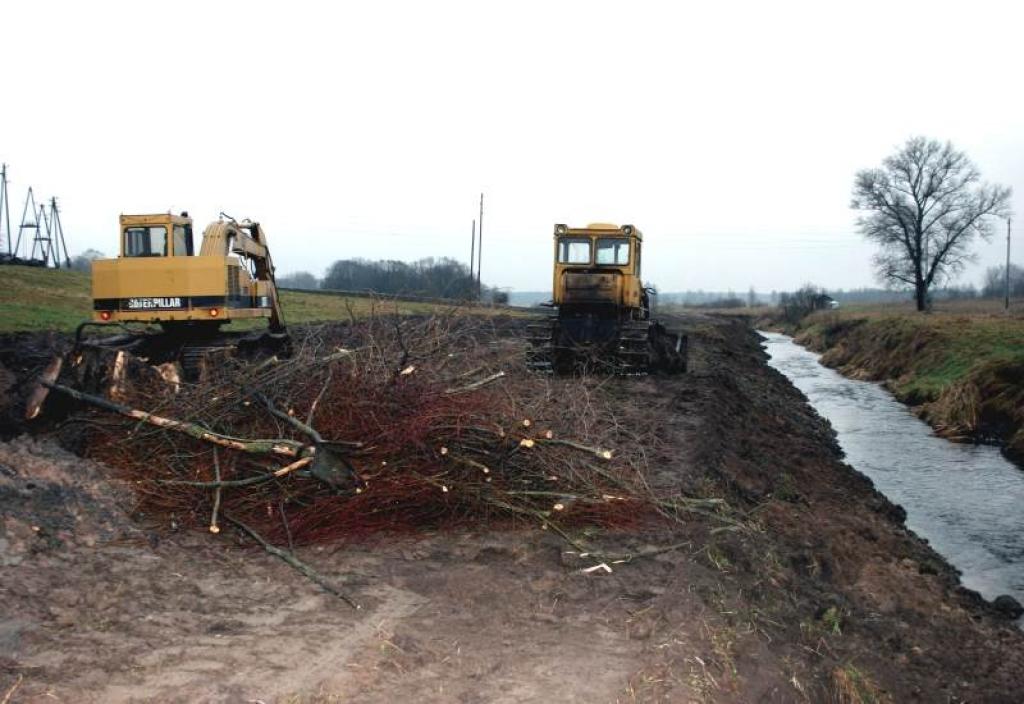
[71,326,290,391]
[180,343,236,382]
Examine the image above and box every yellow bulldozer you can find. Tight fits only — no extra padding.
[81,211,289,378]
[527,223,686,374]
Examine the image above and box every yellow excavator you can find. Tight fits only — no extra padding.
[81,211,288,378]
[527,223,686,374]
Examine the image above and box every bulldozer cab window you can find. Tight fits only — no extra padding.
[596,237,630,265]
[172,225,194,256]
[558,238,591,264]
[123,226,168,257]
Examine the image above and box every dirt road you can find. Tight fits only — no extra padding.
[2,315,1022,702]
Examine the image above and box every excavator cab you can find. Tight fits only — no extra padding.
[121,213,194,258]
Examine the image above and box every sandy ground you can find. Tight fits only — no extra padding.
[2,315,1023,703]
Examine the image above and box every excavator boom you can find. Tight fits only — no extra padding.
[197,218,285,332]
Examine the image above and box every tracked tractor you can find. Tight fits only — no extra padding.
[527,223,686,374]
[83,212,289,380]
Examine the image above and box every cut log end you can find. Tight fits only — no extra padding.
[24,356,64,420]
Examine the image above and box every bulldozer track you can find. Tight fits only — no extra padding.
[525,316,685,375]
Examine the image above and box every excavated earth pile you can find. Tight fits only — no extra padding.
[1,313,1022,703]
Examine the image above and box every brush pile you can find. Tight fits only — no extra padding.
[60,314,672,547]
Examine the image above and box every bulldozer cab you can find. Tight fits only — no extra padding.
[551,223,646,315]
[120,213,195,258]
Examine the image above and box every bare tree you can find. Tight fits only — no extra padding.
[851,137,1011,311]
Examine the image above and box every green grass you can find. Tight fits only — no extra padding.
[0,265,92,332]
[793,304,1024,458]
[798,305,1024,401]
[903,321,1024,399]
[0,265,519,334]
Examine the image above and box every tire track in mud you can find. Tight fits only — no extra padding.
[96,585,427,702]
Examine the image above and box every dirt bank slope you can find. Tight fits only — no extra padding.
[1,316,1022,703]
[791,311,1024,465]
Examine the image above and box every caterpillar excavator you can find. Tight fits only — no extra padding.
[81,211,289,380]
[25,211,290,420]
[527,223,686,374]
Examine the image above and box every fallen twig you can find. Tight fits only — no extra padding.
[209,448,222,534]
[258,393,324,443]
[1,674,23,704]
[444,370,506,395]
[225,515,359,609]
[44,381,310,458]
[536,438,613,459]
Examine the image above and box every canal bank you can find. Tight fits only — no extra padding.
[763,331,1024,615]
[788,310,1024,466]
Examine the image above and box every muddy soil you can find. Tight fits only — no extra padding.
[1,315,1023,703]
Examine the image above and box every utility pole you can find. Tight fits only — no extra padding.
[1005,215,1012,312]
[469,218,476,284]
[0,164,10,258]
[477,193,484,299]
[16,186,39,261]
[49,197,71,268]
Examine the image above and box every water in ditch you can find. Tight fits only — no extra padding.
[761,331,1024,609]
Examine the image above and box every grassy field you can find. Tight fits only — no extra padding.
[795,301,1024,399]
[0,265,518,333]
[0,266,93,332]
[787,301,1024,461]
[689,296,1024,402]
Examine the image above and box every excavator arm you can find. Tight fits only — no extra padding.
[199,219,286,333]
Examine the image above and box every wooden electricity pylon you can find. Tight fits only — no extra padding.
[44,197,71,268]
[0,164,12,259]
[15,186,40,262]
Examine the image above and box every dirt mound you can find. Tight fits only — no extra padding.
[0,436,138,565]
[0,332,72,438]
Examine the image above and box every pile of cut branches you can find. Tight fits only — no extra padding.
[55,314,681,549]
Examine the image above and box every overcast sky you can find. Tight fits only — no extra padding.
[2,0,1020,293]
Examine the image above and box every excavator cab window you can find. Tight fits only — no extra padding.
[172,224,194,256]
[595,237,630,265]
[558,238,591,264]
[124,226,168,257]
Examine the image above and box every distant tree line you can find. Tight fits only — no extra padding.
[69,248,104,272]
[778,284,834,324]
[279,257,508,303]
[277,271,319,290]
[981,264,1024,299]
[321,257,476,298]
